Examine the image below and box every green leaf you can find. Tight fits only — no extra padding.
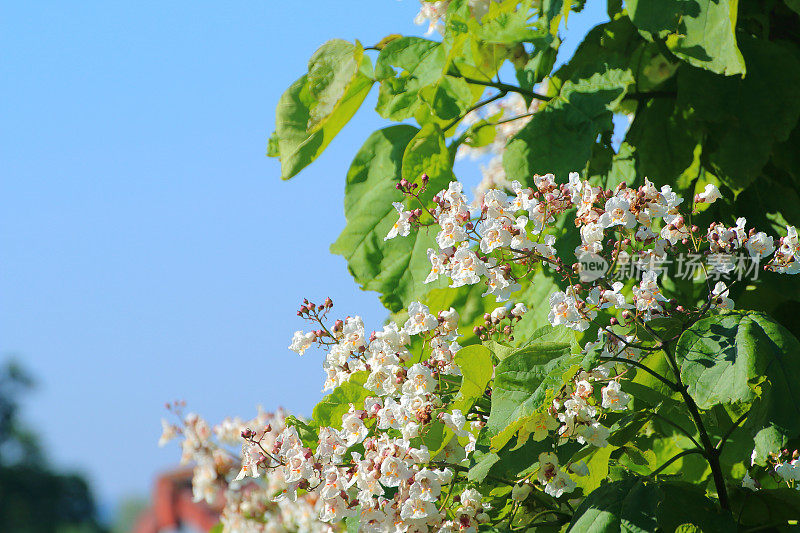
[568,478,736,532]
[504,67,633,182]
[729,486,800,529]
[571,445,617,494]
[568,477,657,532]
[375,37,447,121]
[488,332,579,449]
[311,372,370,429]
[676,36,800,191]
[453,344,494,413]
[475,0,540,43]
[624,97,699,189]
[284,415,319,450]
[550,17,641,97]
[676,311,800,460]
[271,39,373,179]
[330,124,455,312]
[626,0,745,75]
[468,451,500,482]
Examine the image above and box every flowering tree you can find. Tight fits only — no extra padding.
[164,1,800,531]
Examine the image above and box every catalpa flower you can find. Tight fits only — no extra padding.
[598,196,636,229]
[385,202,412,241]
[289,330,316,355]
[403,301,438,335]
[696,183,722,204]
[601,381,630,411]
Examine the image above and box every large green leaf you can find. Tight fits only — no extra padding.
[270,39,373,179]
[676,311,800,460]
[568,477,736,532]
[626,0,745,75]
[677,36,800,191]
[487,330,579,449]
[330,124,453,313]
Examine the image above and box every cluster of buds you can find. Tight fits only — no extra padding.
[473,303,527,341]
[289,297,337,355]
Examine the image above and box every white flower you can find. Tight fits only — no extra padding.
[548,288,593,331]
[511,302,527,317]
[400,496,438,520]
[745,232,775,260]
[511,215,533,250]
[598,196,636,229]
[404,301,439,335]
[385,202,412,241]
[534,173,556,191]
[548,291,578,327]
[289,330,316,355]
[341,316,366,351]
[535,234,558,262]
[402,363,436,396]
[544,470,577,498]
[441,409,468,437]
[574,380,593,399]
[437,214,467,249]
[576,422,610,447]
[425,248,448,284]
[340,411,369,447]
[439,306,459,333]
[490,306,508,321]
[712,281,735,309]
[632,270,668,320]
[483,264,520,302]
[408,468,442,502]
[511,181,536,212]
[567,172,583,203]
[450,244,487,287]
[483,188,511,220]
[480,218,512,253]
[536,452,559,485]
[380,456,409,487]
[599,281,631,310]
[601,381,630,411]
[414,0,449,35]
[580,222,604,245]
[697,183,722,204]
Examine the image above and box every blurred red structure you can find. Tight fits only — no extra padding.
[133,469,221,533]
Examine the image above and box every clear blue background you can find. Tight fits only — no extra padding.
[0,0,607,510]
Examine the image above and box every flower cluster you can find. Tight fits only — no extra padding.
[414,0,500,34]
[742,447,800,492]
[274,299,513,531]
[159,403,330,532]
[389,172,797,340]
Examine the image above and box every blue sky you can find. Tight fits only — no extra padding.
[0,0,608,509]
